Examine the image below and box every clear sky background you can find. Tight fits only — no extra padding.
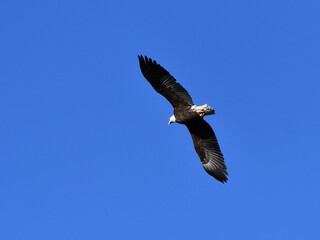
[1,0,319,239]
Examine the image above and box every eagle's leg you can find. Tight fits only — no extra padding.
[191,104,215,117]
[196,109,206,117]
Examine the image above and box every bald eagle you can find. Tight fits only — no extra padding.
[138,56,228,183]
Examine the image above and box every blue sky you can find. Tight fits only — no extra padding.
[1,0,319,239]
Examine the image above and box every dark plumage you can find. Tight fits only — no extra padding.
[138,55,228,183]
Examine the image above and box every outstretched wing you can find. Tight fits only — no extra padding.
[138,55,193,108]
[186,118,228,183]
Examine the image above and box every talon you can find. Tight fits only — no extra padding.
[196,109,205,117]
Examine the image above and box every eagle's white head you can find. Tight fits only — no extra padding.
[168,115,176,125]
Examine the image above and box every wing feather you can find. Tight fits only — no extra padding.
[138,55,193,108]
[186,118,228,183]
